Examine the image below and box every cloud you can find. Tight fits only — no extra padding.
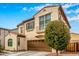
[62,4,73,8]
[62,4,79,22]
[22,3,79,23]
[68,15,79,22]
[75,8,79,13]
[22,4,55,13]
[64,8,79,15]
[62,3,79,9]
[28,6,43,11]
[62,4,79,14]
[28,4,53,11]
[62,4,77,14]
[22,7,27,11]
[64,9,73,14]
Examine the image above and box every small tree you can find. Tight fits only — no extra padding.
[45,20,70,56]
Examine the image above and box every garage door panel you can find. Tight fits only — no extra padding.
[27,40,51,52]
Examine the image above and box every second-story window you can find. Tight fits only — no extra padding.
[39,13,51,30]
[20,27,23,33]
[26,21,34,30]
[39,16,44,30]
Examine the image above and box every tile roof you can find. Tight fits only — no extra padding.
[0,27,11,31]
[17,17,34,27]
[9,32,25,37]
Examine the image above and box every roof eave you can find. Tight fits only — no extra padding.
[17,17,34,27]
[59,6,71,28]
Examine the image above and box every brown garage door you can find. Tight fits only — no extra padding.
[27,40,51,52]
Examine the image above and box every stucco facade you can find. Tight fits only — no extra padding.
[5,32,26,51]
[17,6,70,41]
[5,33,17,51]
[17,6,70,52]
[1,5,79,53]
[0,5,74,52]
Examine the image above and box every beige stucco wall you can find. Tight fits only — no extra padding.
[5,33,17,51]
[24,20,37,40]
[18,24,25,35]
[17,6,70,52]
[70,33,79,43]
[21,6,60,41]
[71,33,79,40]
[18,6,69,41]
[5,33,27,51]
[17,6,61,41]
[24,36,27,50]
[17,37,27,50]
[34,6,59,33]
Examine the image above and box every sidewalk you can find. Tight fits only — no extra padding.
[2,51,50,56]
[1,51,79,56]
[47,52,79,56]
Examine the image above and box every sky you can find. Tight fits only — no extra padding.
[0,3,79,33]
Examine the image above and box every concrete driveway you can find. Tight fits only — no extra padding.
[1,51,79,56]
[3,51,50,56]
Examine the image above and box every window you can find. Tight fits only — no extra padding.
[20,27,23,33]
[8,39,13,47]
[39,13,51,30]
[26,21,34,30]
[18,38,20,46]
[45,13,51,26]
[39,16,44,30]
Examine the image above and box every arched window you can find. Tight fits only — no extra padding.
[8,39,13,47]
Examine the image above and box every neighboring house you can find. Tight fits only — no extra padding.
[14,5,70,52]
[0,28,10,49]
[66,33,79,52]
[10,28,18,33]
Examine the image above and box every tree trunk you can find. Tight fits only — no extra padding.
[56,49,58,56]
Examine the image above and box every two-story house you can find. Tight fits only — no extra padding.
[5,5,71,53]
